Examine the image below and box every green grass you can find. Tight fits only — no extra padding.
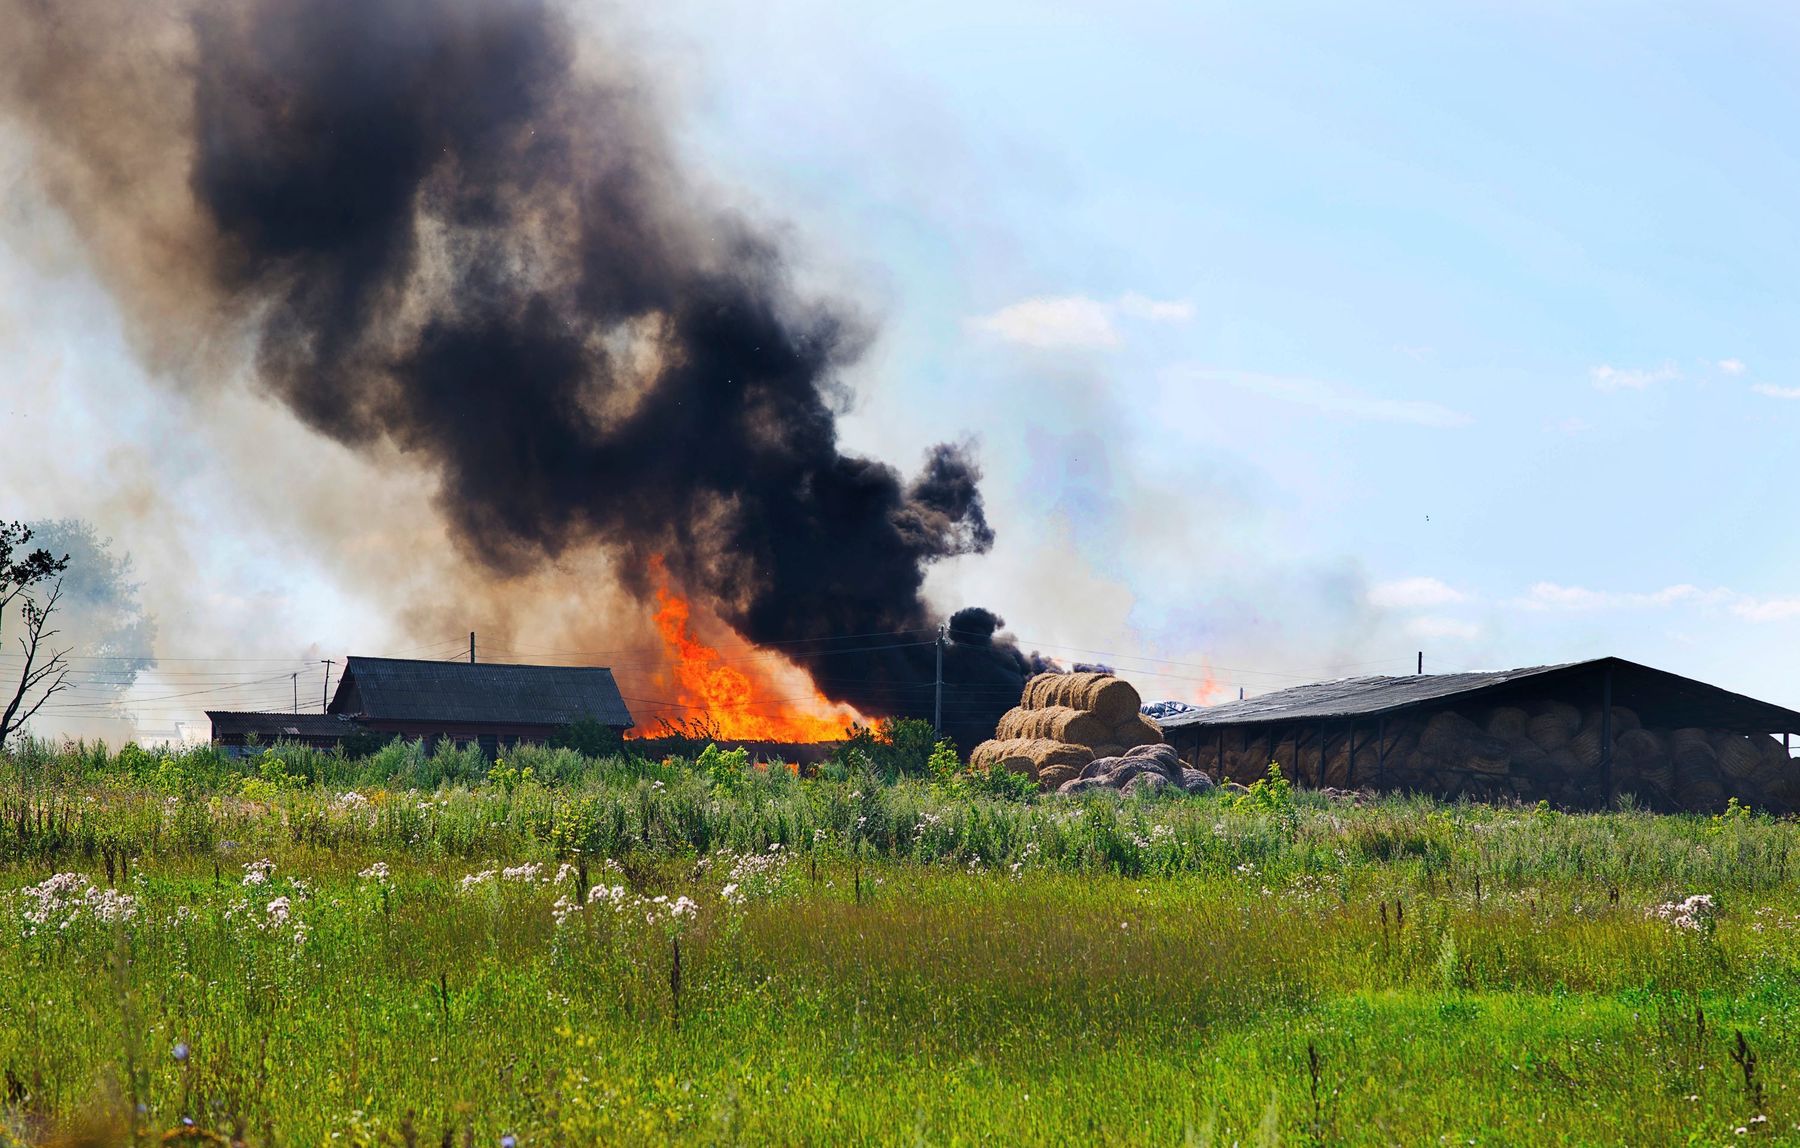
[3,745,1800,1143]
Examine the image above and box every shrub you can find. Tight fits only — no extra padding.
[548,717,625,759]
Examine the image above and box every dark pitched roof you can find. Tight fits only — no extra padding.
[329,656,634,728]
[1158,657,1800,733]
[207,711,365,739]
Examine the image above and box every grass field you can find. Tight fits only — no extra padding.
[3,738,1800,1144]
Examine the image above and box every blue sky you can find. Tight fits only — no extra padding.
[618,1,1800,704]
[4,1,1800,734]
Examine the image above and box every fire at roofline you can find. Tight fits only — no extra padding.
[0,0,1068,748]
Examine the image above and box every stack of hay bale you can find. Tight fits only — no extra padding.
[970,671,1184,792]
[1209,701,1797,812]
[1058,743,1216,796]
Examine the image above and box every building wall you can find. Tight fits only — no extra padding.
[1168,695,1797,813]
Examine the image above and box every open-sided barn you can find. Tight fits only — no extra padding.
[1160,657,1800,812]
[209,656,634,756]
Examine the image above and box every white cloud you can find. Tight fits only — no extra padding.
[1406,615,1482,641]
[1180,369,1473,428]
[1369,576,1468,609]
[1730,596,1800,622]
[967,292,1192,350]
[1590,363,1679,391]
[1518,582,1710,610]
[968,297,1120,349]
[1116,293,1195,322]
[1510,581,1800,624]
[1719,358,1747,375]
[1752,383,1800,400]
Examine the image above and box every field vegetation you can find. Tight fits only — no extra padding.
[2,729,1799,1144]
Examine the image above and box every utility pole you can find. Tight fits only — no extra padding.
[1417,650,1423,675]
[320,659,335,712]
[292,673,298,714]
[470,631,476,664]
[933,622,946,736]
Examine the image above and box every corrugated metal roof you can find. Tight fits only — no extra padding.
[1158,657,1800,732]
[1159,663,1578,728]
[331,657,634,728]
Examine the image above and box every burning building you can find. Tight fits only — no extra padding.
[0,0,1043,748]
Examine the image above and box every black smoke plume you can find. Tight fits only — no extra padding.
[0,0,1038,745]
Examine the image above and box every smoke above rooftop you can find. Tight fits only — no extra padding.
[0,0,1043,744]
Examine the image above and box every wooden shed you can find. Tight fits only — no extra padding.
[210,656,634,757]
[1160,657,1800,812]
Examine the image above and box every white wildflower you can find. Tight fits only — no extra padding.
[18,873,139,936]
[242,859,276,887]
[1649,893,1718,932]
[357,862,391,885]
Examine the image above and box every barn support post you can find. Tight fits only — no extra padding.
[1347,723,1358,787]
[1601,664,1615,808]
[1377,716,1386,788]
[1217,727,1226,776]
[1319,719,1328,787]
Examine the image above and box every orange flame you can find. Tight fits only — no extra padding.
[641,558,864,742]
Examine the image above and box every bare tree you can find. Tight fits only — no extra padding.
[0,522,71,748]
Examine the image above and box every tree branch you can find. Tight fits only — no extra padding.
[0,580,70,748]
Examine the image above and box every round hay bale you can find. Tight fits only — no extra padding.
[1020,675,1051,709]
[1119,743,1182,774]
[1321,748,1351,788]
[1055,776,1114,796]
[1541,748,1583,780]
[1024,738,1093,773]
[1123,771,1169,796]
[1179,768,1216,793]
[1611,728,1666,783]
[1485,706,1531,743]
[1419,711,1483,752]
[1083,677,1143,725]
[1035,671,1110,711]
[1568,720,1604,770]
[992,707,1032,740]
[1080,754,1125,780]
[1036,762,1081,791]
[1672,734,1719,788]
[1529,698,1583,724]
[1609,706,1642,736]
[1528,712,1576,753]
[1676,775,1727,812]
[1090,743,1125,760]
[1757,732,1790,765]
[1112,713,1164,749]
[1508,741,1549,777]
[1714,734,1762,781]
[1106,759,1171,787]
[1639,760,1676,795]
[969,738,1043,778]
[1464,751,1511,777]
[995,706,1110,748]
